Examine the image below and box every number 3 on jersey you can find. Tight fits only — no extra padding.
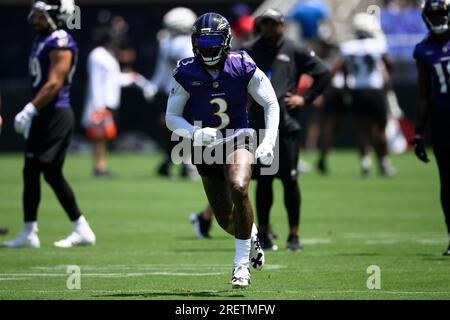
[210,97,230,130]
[434,61,450,94]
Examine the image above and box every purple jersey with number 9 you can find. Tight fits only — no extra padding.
[414,35,450,110]
[30,30,78,108]
[173,50,256,131]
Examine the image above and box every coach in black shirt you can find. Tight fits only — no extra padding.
[244,9,330,251]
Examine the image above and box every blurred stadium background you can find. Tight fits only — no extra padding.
[0,0,424,153]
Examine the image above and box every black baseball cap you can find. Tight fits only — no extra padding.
[259,8,285,24]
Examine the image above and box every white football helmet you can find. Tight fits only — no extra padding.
[28,0,76,30]
[163,7,197,35]
[352,12,383,39]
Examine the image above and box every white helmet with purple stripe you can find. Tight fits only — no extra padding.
[28,0,75,30]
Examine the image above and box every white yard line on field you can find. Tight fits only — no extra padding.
[0,289,449,296]
[29,264,285,271]
[0,264,286,279]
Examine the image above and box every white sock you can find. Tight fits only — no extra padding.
[361,155,372,169]
[251,224,258,238]
[234,238,251,267]
[381,156,391,168]
[24,221,38,233]
[73,215,88,229]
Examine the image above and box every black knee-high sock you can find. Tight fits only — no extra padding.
[281,178,301,228]
[256,177,274,229]
[23,159,42,222]
[42,163,82,222]
[434,148,450,234]
[441,186,450,235]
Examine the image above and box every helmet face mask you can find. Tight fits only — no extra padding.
[191,13,232,66]
[192,33,227,65]
[28,1,59,31]
[422,0,450,35]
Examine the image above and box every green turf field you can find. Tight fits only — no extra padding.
[0,150,449,300]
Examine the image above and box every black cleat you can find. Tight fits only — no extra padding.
[180,165,189,178]
[0,227,8,235]
[317,158,328,175]
[257,232,278,251]
[93,169,113,179]
[267,225,279,239]
[269,231,279,240]
[157,163,170,177]
[361,167,371,178]
[287,233,303,252]
[189,213,211,239]
[443,243,450,256]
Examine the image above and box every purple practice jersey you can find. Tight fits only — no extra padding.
[173,51,256,131]
[414,35,450,110]
[30,29,78,108]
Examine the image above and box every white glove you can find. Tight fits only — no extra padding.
[134,76,158,102]
[193,127,218,147]
[143,82,158,102]
[255,141,274,166]
[14,103,38,139]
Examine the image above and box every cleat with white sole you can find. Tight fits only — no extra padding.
[2,230,40,248]
[250,234,265,271]
[443,243,450,256]
[54,221,96,248]
[231,264,251,289]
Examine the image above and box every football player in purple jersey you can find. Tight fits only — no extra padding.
[3,1,95,249]
[413,0,450,255]
[166,13,280,288]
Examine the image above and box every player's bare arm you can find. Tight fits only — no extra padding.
[32,49,73,111]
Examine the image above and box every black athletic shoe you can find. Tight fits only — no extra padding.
[180,165,189,178]
[0,227,8,235]
[317,158,328,175]
[269,231,279,240]
[267,225,279,239]
[93,169,113,179]
[361,167,371,178]
[157,163,170,177]
[189,213,211,239]
[287,234,303,252]
[443,243,450,256]
[257,232,278,251]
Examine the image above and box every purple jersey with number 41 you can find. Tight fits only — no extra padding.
[414,35,450,110]
[30,29,78,108]
[173,51,257,131]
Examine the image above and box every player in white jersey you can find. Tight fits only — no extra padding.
[316,45,350,175]
[82,27,138,177]
[334,13,396,177]
[137,7,198,178]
